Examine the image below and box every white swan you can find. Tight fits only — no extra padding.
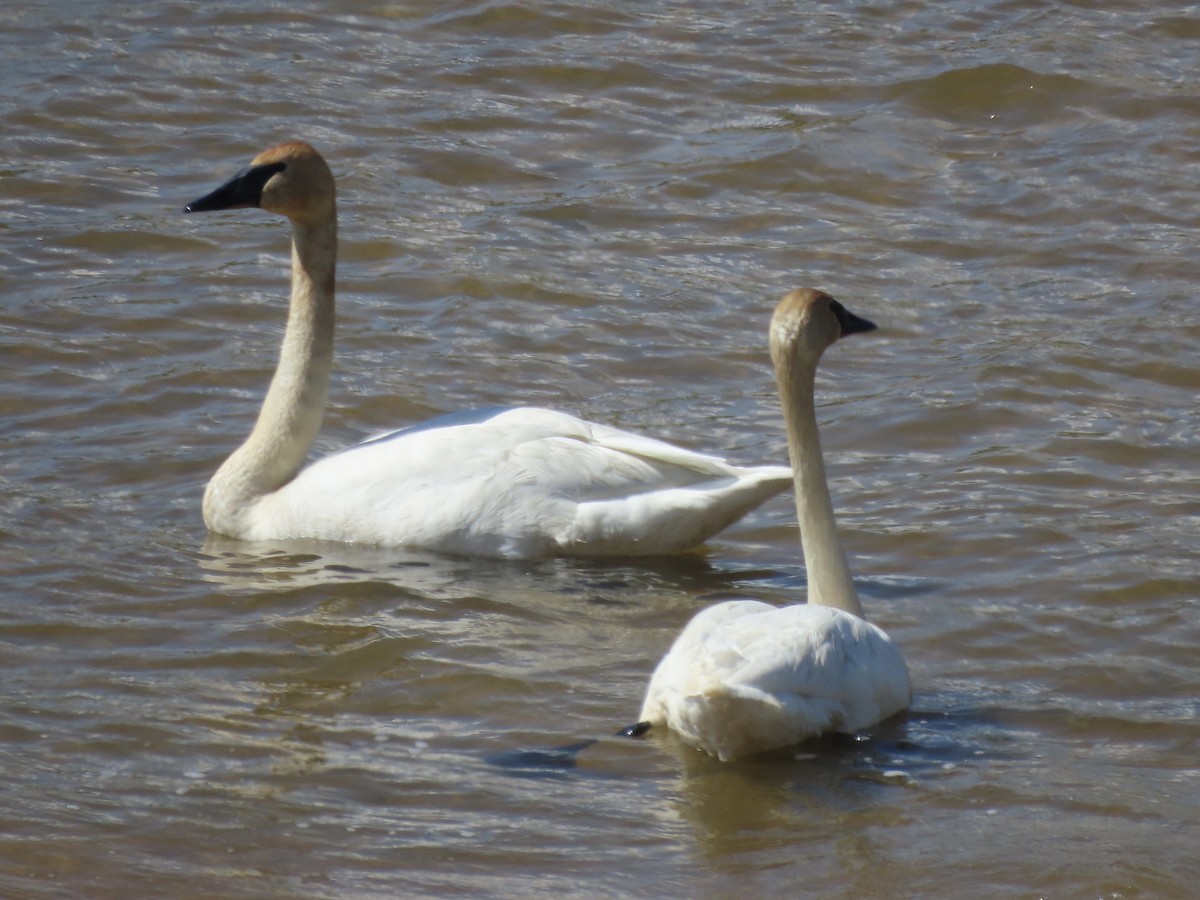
[183,142,791,559]
[629,289,910,760]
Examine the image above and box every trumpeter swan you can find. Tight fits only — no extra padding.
[183,142,791,559]
[627,289,910,760]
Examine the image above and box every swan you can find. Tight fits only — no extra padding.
[183,141,791,559]
[626,288,910,760]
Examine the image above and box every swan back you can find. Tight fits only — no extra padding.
[638,599,909,761]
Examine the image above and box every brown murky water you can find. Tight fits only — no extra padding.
[2,1,1198,897]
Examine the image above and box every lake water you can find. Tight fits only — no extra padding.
[2,1,1198,897]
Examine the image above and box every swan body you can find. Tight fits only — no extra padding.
[212,403,791,559]
[634,289,910,760]
[184,142,791,558]
[638,600,908,761]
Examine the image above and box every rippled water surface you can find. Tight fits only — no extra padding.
[2,1,1198,897]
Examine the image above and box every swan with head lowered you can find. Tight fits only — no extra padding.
[183,142,791,559]
[625,289,910,761]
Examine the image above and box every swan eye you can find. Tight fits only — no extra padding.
[184,161,287,213]
[241,161,288,197]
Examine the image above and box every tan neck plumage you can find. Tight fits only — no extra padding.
[775,353,865,619]
[202,215,337,535]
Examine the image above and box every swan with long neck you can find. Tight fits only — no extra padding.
[183,142,792,559]
[628,289,910,760]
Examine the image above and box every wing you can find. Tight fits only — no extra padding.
[642,601,910,760]
[247,407,791,557]
[721,606,910,731]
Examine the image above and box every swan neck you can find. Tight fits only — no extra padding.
[204,213,337,533]
[777,356,865,619]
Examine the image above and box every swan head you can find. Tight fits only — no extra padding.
[184,142,335,223]
[769,287,876,373]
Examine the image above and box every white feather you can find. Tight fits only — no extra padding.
[251,406,791,558]
[639,600,909,761]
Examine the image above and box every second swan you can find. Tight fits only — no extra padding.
[629,289,910,760]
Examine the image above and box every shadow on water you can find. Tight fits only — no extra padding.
[484,696,1024,786]
[195,533,792,603]
[485,739,602,780]
[481,718,951,867]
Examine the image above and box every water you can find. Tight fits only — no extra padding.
[2,1,1198,896]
